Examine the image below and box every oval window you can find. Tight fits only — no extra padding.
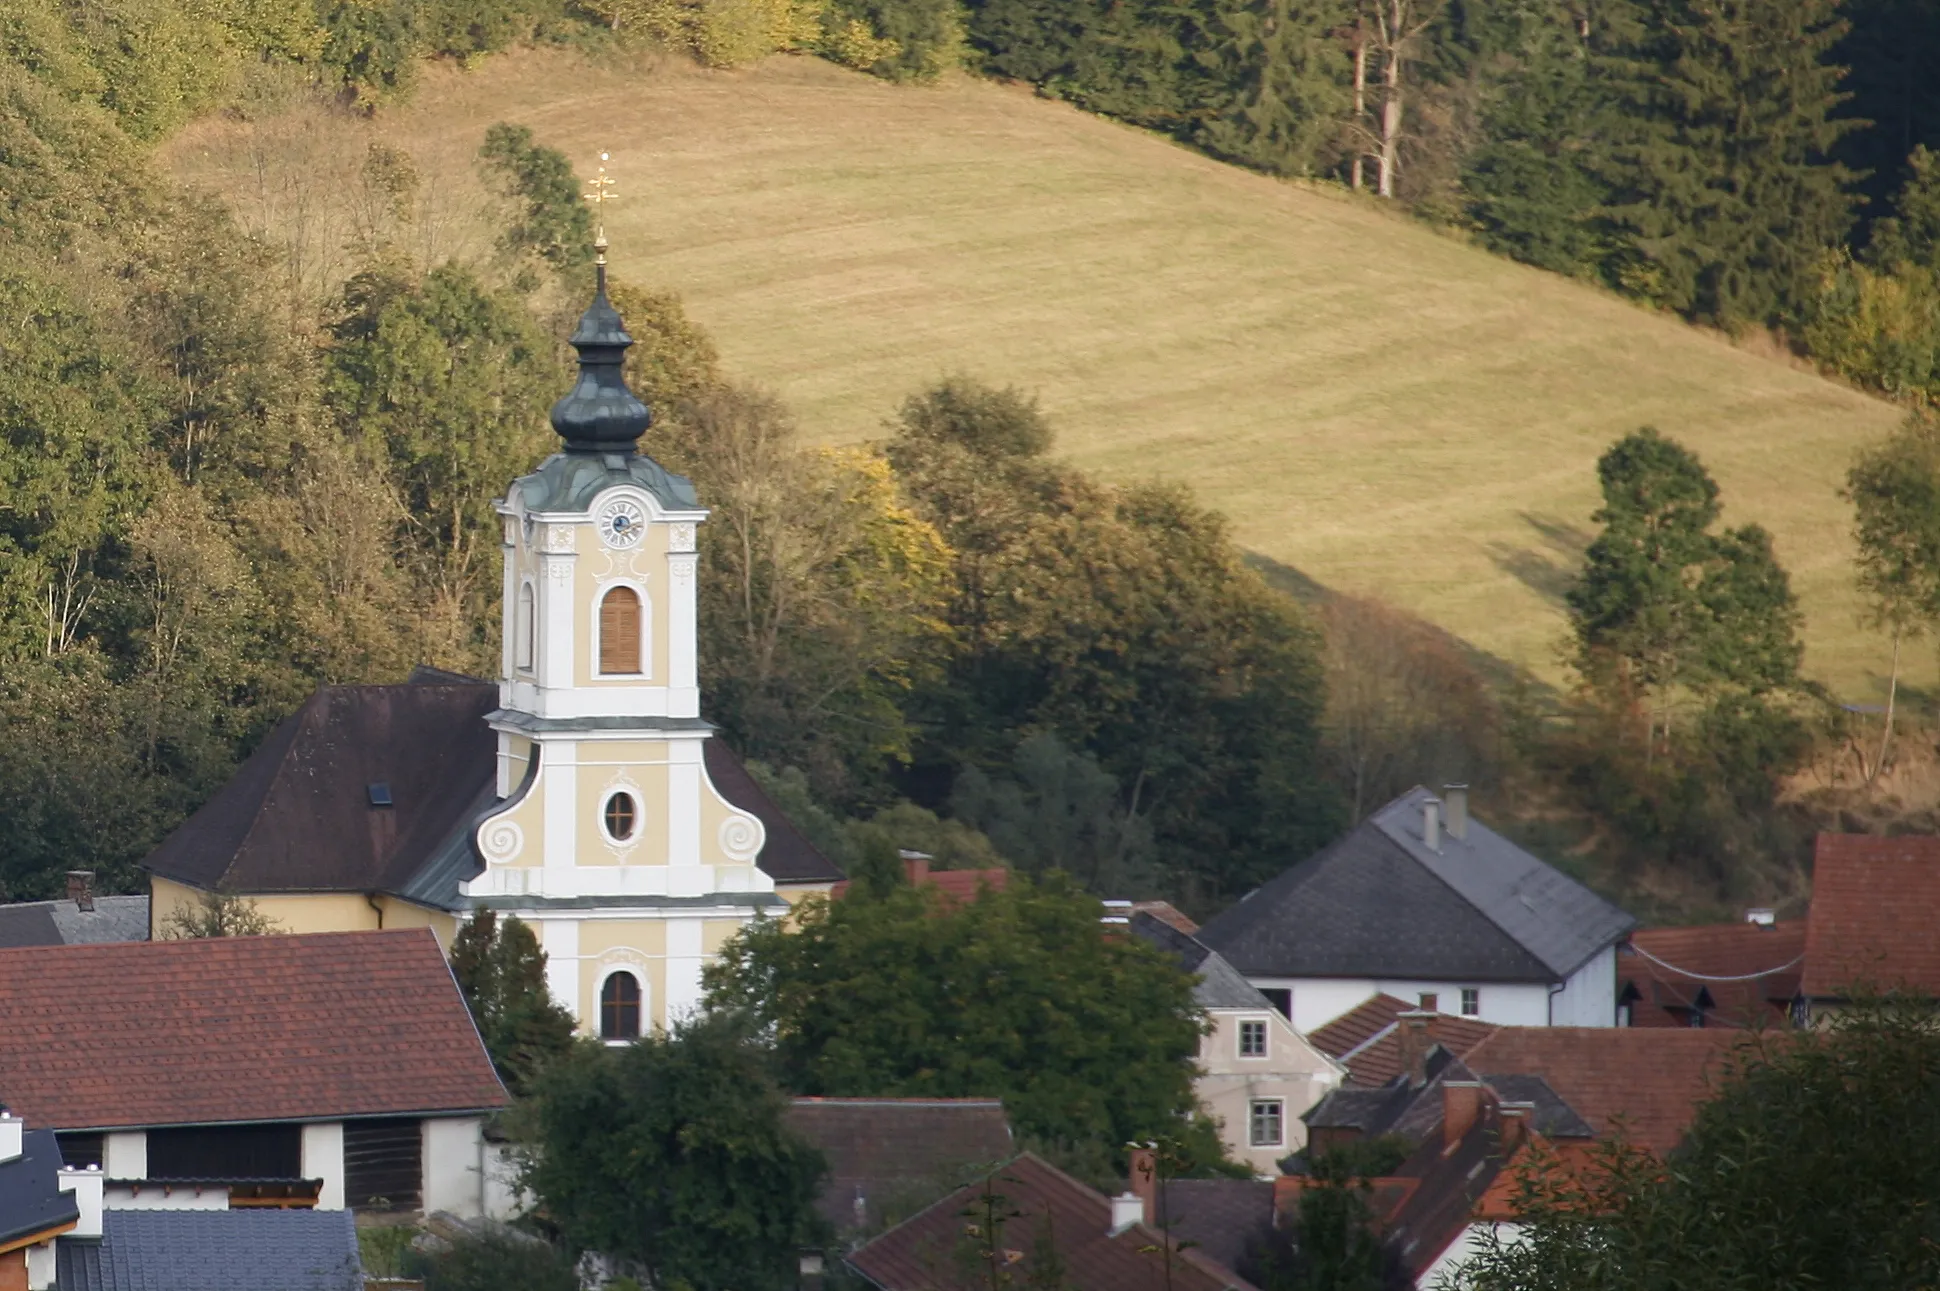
[603,792,638,842]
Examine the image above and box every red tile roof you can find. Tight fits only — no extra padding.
[0,930,507,1131]
[1308,994,1498,1085]
[1461,1028,1748,1156]
[1803,834,1940,997]
[847,1153,1255,1291]
[1618,921,1804,1027]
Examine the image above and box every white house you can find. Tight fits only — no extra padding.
[1197,786,1635,1034]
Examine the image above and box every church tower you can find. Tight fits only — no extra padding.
[463,224,785,1038]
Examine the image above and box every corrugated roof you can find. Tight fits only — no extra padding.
[848,1153,1255,1291]
[1803,834,1940,998]
[784,1098,1014,1236]
[61,1208,362,1291]
[1198,788,1633,983]
[0,930,507,1131]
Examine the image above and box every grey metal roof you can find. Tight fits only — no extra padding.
[510,450,699,515]
[62,1208,362,1291]
[1198,788,1634,984]
[1128,912,1277,1011]
[0,1128,79,1247]
[0,898,148,950]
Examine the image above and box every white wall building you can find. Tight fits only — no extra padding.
[1198,786,1634,1036]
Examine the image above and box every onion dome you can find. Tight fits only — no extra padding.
[549,245,651,455]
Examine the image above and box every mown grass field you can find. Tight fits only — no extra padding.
[166,48,1911,697]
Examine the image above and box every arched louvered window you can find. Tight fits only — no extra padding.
[515,583,536,671]
[600,971,642,1040]
[598,586,642,675]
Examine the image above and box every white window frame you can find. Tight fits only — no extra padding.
[596,966,648,1043]
[1236,1015,1270,1060]
[1248,1098,1285,1149]
[1460,987,1480,1017]
[590,578,653,680]
[600,790,642,845]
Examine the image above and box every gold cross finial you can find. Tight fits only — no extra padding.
[585,150,616,263]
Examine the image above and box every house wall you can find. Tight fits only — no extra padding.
[1416,1222,1526,1289]
[1254,977,1555,1034]
[1549,948,1617,1026]
[1196,1009,1340,1175]
[20,1242,48,1291]
[104,1184,229,1210]
[422,1117,486,1218]
[482,1142,525,1221]
[150,878,459,950]
[301,1122,345,1210]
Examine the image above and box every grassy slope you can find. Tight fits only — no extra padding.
[167,49,1910,696]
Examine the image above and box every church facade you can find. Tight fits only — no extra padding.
[141,246,844,1038]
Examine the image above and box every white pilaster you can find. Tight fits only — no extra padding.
[542,740,577,873]
[668,553,698,717]
[301,1122,345,1210]
[540,552,576,691]
[542,919,582,1021]
[665,919,705,1024]
[668,741,701,869]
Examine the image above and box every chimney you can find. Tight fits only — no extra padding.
[1441,1080,1484,1151]
[1744,907,1777,927]
[1422,797,1442,852]
[1497,1101,1534,1154]
[1127,1144,1157,1227]
[899,850,931,886]
[0,1111,20,1164]
[1395,1010,1435,1087]
[1442,785,1468,841]
[66,870,94,913]
[1109,1192,1146,1236]
[58,1165,104,1239]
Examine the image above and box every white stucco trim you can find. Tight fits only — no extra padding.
[592,962,650,1041]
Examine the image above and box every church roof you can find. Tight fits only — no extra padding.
[511,449,699,515]
[141,676,843,903]
[1197,788,1634,984]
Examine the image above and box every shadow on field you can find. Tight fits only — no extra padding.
[1484,511,1593,608]
[1241,550,1560,704]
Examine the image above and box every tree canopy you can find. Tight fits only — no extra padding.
[449,911,577,1097]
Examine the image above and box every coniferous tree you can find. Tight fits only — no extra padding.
[449,910,577,1096]
[1596,0,1858,325]
[1194,0,1352,176]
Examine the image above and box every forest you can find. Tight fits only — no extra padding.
[2,0,1938,920]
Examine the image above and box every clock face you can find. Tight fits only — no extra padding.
[597,497,646,550]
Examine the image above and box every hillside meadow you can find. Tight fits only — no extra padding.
[165,48,1910,698]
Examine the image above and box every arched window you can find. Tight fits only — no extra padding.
[602,792,638,843]
[600,971,642,1040]
[598,586,642,675]
[515,583,536,671]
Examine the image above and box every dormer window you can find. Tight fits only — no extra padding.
[598,586,642,675]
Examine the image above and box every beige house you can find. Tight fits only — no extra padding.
[1130,911,1342,1175]
[140,251,844,1037]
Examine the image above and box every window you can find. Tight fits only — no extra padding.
[516,583,535,671]
[601,972,642,1040]
[1238,1018,1268,1058]
[603,792,638,842]
[1418,992,1439,1012]
[598,585,642,675]
[1460,988,1480,1017]
[1248,1099,1284,1148]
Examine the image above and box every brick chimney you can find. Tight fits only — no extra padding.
[1395,1010,1435,1087]
[1497,1101,1534,1154]
[1441,1080,1484,1150]
[1422,797,1442,852]
[1127,1144,1157,1226]
[1442,785,1468,841]
[900,851,931,886]
[66,870,95,913]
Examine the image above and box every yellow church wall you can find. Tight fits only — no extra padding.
[576,946,669,1033]
[578,919,668,958]
[573,740,672,867]
[149,877,383,939]
[373,896,461,950]
[702,919,745,955]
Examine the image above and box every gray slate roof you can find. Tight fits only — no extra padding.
[0,1128,79,1247]
[0,897,149,950]
[1477,1073,1596,1139]
[510,450,699,515]
[1129,911,1278,1010]
[1198,788,1635,984]
[58,1209,361,1291]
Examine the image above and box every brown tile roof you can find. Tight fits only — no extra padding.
[1461,1027,1748,1156]
[1803,834,1940,998]
[0,930,507,1131]
[1619,921,1804,1027]
[847,1153,1256,1291]
[1308,994,1498,1086]
[783,1098,1014,1236]
[140,682,499,898]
